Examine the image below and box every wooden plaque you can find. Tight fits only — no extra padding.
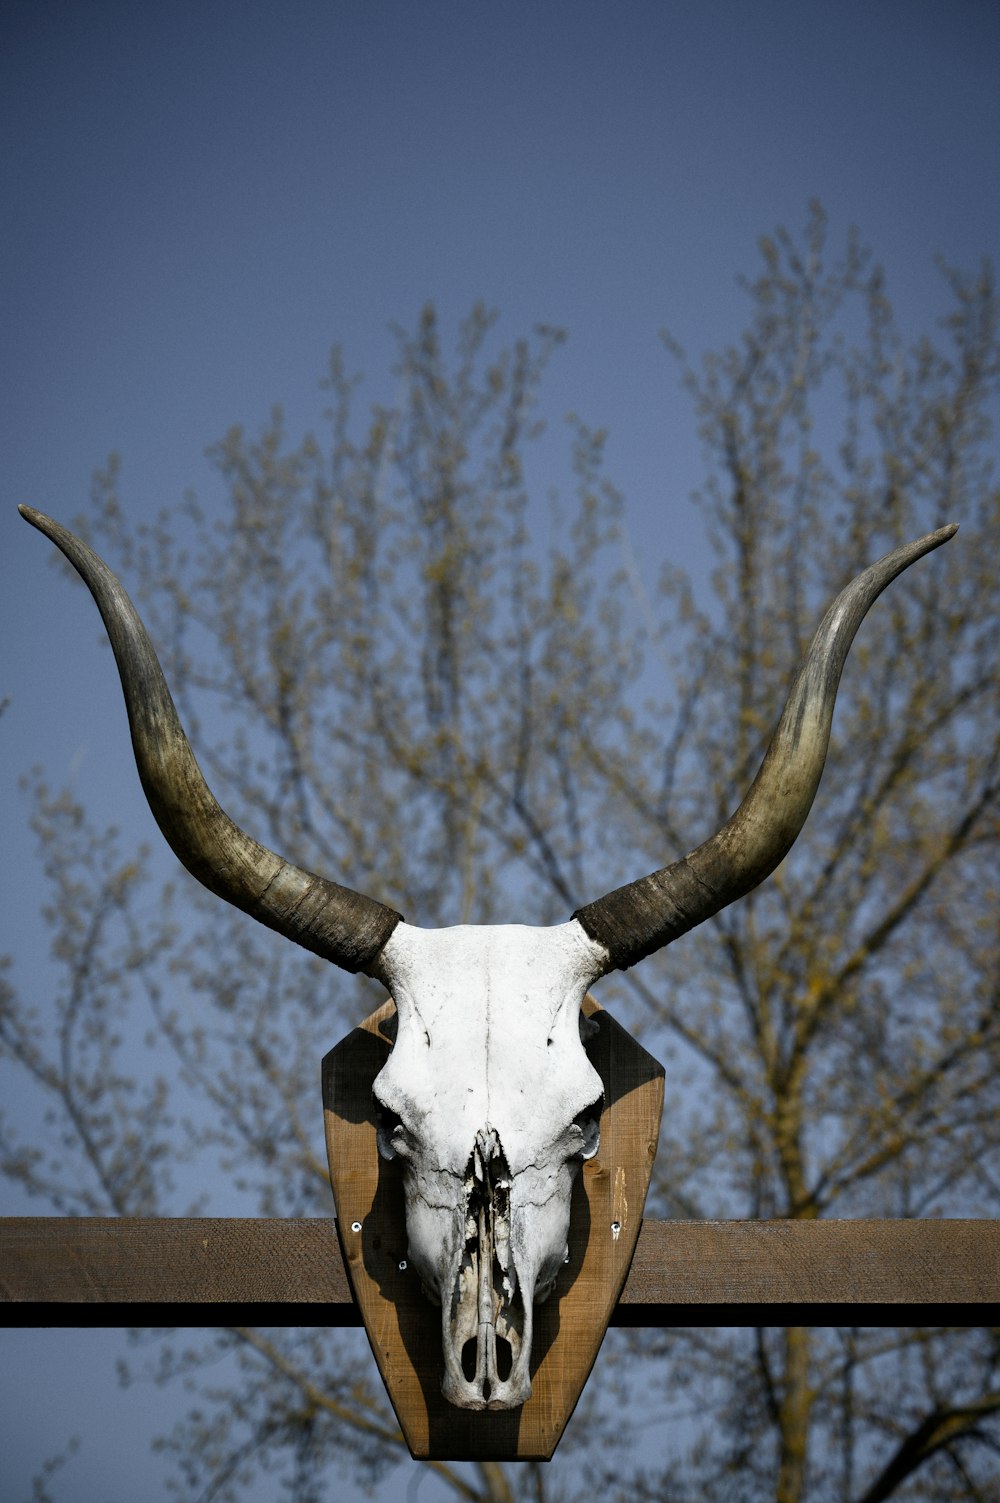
[322,994,664,1460]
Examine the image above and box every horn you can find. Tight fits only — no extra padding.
[19,507,402,974]
[574,525,958,973]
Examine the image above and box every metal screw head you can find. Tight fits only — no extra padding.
[398,1259,408,1271]
[611,1220,621,1240]
[350,1221,362,1233]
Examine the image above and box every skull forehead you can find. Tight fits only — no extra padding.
[373,920,606,1169]
[380,919,605,1006]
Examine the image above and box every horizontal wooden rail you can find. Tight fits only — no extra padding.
[2,1218,997,1307]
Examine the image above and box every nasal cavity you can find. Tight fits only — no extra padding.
[461,1337,513,1390]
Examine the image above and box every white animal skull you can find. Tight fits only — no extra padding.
[368,921,606,1408]
[21,506,956,1409]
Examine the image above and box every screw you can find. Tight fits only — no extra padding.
[351,1221,362,1233]
[611,1221,621,1240]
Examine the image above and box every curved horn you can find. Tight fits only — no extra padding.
[574,525,958,974]
[20,506,402,974]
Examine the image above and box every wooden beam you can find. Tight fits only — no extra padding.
[2,1218,997,1306]
[622,1218,999,1306]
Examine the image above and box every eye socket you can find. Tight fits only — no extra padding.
[375,1106,412,1162]
[573,1096,603,1160]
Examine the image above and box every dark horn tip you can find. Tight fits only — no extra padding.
[19,507,66,545]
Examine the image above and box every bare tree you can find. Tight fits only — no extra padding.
[633,211,1000,1231]
[6,206,999,1500]
[594,1327,1000,1503]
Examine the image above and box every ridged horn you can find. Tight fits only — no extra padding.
[20,506,402,974]
[574,525,958,973]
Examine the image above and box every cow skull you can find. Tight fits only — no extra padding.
[20,505,956,1408]
[369,920,606,1407]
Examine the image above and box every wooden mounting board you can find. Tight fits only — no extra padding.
[322,994,664,1460]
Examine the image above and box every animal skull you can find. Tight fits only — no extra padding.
[20,505,956,1409]
[369,921,606,1407]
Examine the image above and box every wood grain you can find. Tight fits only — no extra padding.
[0,1215,352,1305]
[621,1216,1000,1304]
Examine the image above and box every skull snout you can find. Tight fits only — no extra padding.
[441,1127,533,1410]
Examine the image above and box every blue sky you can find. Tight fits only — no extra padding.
[2,1,999,1498]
